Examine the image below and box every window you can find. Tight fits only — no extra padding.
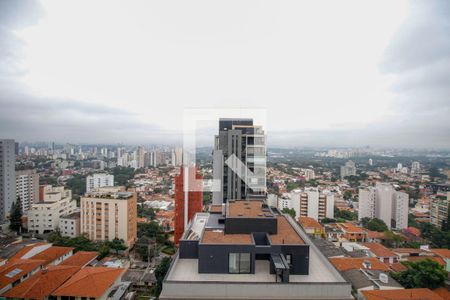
[229,253,251,274]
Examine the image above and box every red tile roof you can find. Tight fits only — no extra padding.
[299,217,323,230]
[431,249,450,259]
[52,267,125,298]
[338,222,366,233]
[8,243,50,260]
[329,257,390,272]
[31,246,74,266]
[2,265,80,300]
[0,259,45,290]
[361,243,397,258]
[60,251,98,267]
[362,288,444,300]
[434,287,450,300]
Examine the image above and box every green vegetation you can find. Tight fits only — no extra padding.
[39,175,57,186]
[9,199,23,233]
[203,191,212,206]
[65,173,86,202]
[281,208,296,219]
[111,166,136,186]
[135,221,174,261]
[391,259,447,289]
[367,218,388,232]
[137,205,156,220]
[409,215,450,248]
[154,257,172,297]
[48,232,127,259]
[334,207,357,221]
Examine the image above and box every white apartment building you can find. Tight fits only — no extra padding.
[340,160,356,179]
[86,173,114,192]
[171,147,183,166]
[28,186,77,234]
[59,212,80,238]
[303,169,315,181]
[276,188,334,221]
[430,193,449,229]
[15,169,39,212]
[80,187,137,247]
[358,182,409,230]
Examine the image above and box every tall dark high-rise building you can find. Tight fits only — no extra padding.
[212,118,266,204]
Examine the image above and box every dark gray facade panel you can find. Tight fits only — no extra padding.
[224,217,277,234]
[179,240,199,259]
[198,244,255,274]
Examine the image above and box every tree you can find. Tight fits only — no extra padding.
[382,230,404,248]
[9,199,23,233]
[367,218,388,232]
[108,238,127,254]
[154,257,172,297]
[392,259,447,289]
[281,208,296,219]
[334,207,357,221]
[360,217,371,228]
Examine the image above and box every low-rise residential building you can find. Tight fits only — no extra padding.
[337,223,368,242]
[27,186,77,234]
[299,216,325,237]
[52,267,125,300]
[59,212,80,238]
[362,243,399,264]
[80,187,137,247]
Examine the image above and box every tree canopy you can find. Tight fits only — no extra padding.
[392,259,447,289]
[367,218,388,232]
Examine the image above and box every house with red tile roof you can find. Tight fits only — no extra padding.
[337,223,368,242]
[362,288,444,300]
[361,243,399,264]
[60,251,97,267]
[1,265,80,300]
[430,249,450,272]
[30,246,74,266]
[299,217,325,237]
[52,267,125,299]
[329,257,390,272]
[0,259,45,294]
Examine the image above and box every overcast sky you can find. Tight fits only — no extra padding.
[0,0,449,148]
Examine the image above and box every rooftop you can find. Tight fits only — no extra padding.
[342,269,402,290]
[2,265,80,300]
[202,230,253,244]
[270,216,304,245]
[299,217,323,230]
[61,211,81,219]
[167,246,344,283]
[362,243,397,258]
[362,288,444,300]
[0,259,45,289]
[31,246,74,265]
[430,248,450,259]
[329,257,390,272]
[227,200,273,218]
[52,267,125,298]
[60,251,97,267]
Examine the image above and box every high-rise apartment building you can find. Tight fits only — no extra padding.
[80,187,137,247]
[15,169,39,212]
[0,139,16,222]
[174,167,203,244]
[86,173,114,192]
[28,186,77,234]
[430,192,449,229]
[278,188,334,221]
[171,147,183,166]
[358,183,409,230]
[212,118,266,204]
[340,160,356,179]
[136,146,145,169]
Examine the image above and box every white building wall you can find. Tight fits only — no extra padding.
[325,193,334,219]
[393,191,409,230]
[375,183,394,230]
[305,188,319,220]
[86,173,114,192]
[358,188,375,220]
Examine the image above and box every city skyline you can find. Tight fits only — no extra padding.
[0,1,449,148]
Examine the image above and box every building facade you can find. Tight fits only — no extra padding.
[174,167,203,244]
[0,139,16,223]
[59,212,81,238]
[212,118,266,204]
[86,173,114,192]
[430,193,449,229]
[15,169,39,212]
[28,186,77,234]
[340,161,356,179]
[358,183,409,230]
[80,187,137,247]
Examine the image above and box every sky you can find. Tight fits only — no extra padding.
[0,0,449,148]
